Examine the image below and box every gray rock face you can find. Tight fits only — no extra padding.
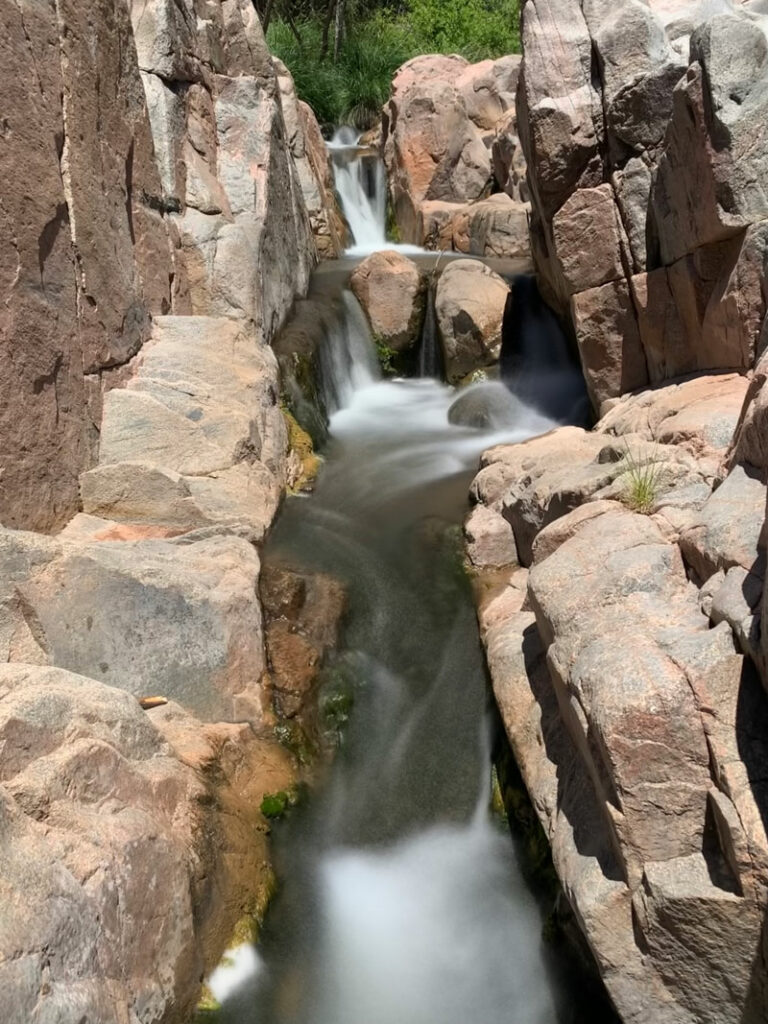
[518,0,768,409]
[467,375,768,1022]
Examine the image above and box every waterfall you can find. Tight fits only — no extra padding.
[417,283,443,379]
[328,127,422,256]
[317,291,381,414]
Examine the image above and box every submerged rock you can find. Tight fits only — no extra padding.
[448,382,524,430]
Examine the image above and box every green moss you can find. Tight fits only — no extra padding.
[283,409,321,493]
[373,335,399,377]
[273,719,317,766]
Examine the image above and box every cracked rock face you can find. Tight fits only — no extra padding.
[0,0,328,533]
[468,373,768,1023]
[518,0,768,409]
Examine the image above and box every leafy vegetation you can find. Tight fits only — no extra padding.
[264,0,521,129]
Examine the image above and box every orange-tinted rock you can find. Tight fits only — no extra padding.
[350,251,426,352]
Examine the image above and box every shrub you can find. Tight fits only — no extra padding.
[267,0,521,129]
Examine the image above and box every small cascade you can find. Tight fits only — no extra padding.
[329,127,389,254]
[317,291,381,413]
[417,282,444,379]
[328,126,422,256]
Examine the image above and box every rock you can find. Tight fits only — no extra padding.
[381,55,516,244]
[464,504,519,570]
[597,373,750,466]
[0,662,295,1024]
[349,251,426,354]
[449,194,531,260]
[551,185,626,295]
[679,465,767,584]
[570,279,649,408]
[492,109,529,202]
[261,565,346,721]
[435,260,509,383]
[447,381,526,430]
[275,60,346,258]
[87,316,286,541]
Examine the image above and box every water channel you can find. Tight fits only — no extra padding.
[205,133,616,1024]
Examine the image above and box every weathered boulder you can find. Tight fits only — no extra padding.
[450,195,530,260]
[0,663,295,1024]
[435,260,509,382]
[597,373,749,466]
[350,251,426,354]
[84,316,286,542]
[382,54,526,250]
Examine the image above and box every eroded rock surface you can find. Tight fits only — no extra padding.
[469,373,768,1023]
[381,54,530,257]
[435,260,510,382]
[518,0,768,408]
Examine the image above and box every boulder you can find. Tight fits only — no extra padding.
[381,54,520,244]
[85,316,286,542]
[597,373,750,466]
[0,662,295,1024]
[448,382,526,430]
[349,251,426,354]
[435,260,509,382]
[450,194,531,260]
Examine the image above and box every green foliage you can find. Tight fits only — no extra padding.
[407,0,521,62]
[622,445,662,515]
[267,0,521,129]
[260,790,292,819]
[373,335,398,376]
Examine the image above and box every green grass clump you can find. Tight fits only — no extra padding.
[622,445,662,514]
[267,0,521,130]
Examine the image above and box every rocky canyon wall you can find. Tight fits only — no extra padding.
[0,0,339,534]
[517,0,768,410]
[0,2,340,1021]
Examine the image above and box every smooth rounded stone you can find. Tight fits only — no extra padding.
[435,260,509,383]
[349,250,426,352]
[447,382,525,429]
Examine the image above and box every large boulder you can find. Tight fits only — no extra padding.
[435,260,509,383]
[381,54,528,256]
[350,251,426,355]
[0,663,295,1024]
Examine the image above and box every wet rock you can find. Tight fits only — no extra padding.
[350,251,426,354]
[261,565,346,721]
[448,382,524,430]
[435,260,509,383]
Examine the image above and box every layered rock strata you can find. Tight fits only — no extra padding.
[468,372,768,1022]
[517,0,768,409]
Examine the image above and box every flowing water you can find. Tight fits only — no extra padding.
[203,143,613,1023]
[328,127,422,257]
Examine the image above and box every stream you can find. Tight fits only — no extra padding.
[205,135,616,1024]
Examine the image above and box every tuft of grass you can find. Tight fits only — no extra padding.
[622,444,662,514]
